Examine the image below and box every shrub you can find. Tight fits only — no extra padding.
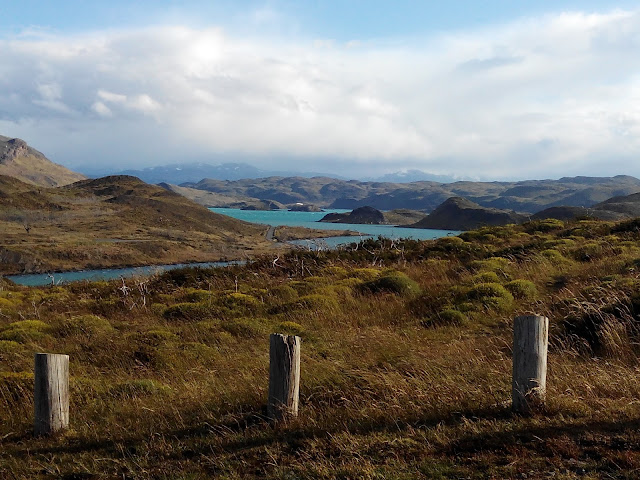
[276,321,305,336]
[57,314,113,337]
[360,271,421,296]
[504,280,538,300]
[426,309,467,327]
[471,272,500,284]
[181,288,213,303]
[220,292,262,314]
[572,242,604,262]
[133,329,179,346]
[221,317,268,338]
[541,249,564,261]
[525,218,565,233]
[0,320,51,343]
[269,285,298,302]
[469,257,510,272]
[349,268,381,282]
[468,282,512,300]
[467,283,514,312]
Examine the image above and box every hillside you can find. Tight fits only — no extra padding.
[159,183,284,210]
[0,136,85,187]
[4,219,640,477]
[182,175,640,213]
[0,175,271,274]
[320,206,424,225]
[410,197,526,230]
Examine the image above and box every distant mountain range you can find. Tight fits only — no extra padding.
[77,161,454,184]
[180,175,640,214]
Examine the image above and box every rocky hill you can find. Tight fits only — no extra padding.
[409,197,526,230]
[0,175,270,274]
[0,136,85,187]
[320,206,386,224]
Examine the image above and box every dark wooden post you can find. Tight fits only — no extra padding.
[268,334,300,420]
[512,315,548,414]
[34,353,69,436]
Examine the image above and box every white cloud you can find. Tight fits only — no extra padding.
[1,10,640,179]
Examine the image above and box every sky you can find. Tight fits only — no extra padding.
[1,1,640,180]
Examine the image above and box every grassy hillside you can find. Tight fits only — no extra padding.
[0,136,85,187]
[0,175,273,274]
[2,218,640,477]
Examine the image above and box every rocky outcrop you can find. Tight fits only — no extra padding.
[288,204,324,212]
[320,206,385,224]
[0,135,85,187]
[409,197,526,230]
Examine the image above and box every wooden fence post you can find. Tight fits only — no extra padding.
[34,353,69,436]
[512,315,548,414]
[268,334,301,420]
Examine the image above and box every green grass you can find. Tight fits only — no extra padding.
[3,219,640,477]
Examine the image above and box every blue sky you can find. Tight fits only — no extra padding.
[0,1,639,179]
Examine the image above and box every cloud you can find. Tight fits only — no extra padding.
[1,10,640,179]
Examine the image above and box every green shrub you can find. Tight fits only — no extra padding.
[276,321,305,336]
[0,340,23,361]
[468,283,512,300]
[572,242,604,262]
[467,283,514,311]
[469,257,510,272]
[220,292,262,314]
[360,271,421,296]
[426,309,467,327]
[504,280,538,299]
[0,320,51,343]
[221,317,268,338]
[269,285,298,302]
[133,329,179,346]
[541,249,564,261]
[178,342,219,363]
[349,268,381,282]
[57,314,113,337]
[525,218,565,233]
[181,288,213,303]
[471,272,500,284]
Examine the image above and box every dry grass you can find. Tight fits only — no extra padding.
[2,219,640,478]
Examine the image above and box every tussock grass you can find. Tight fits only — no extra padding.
[4,219,640,477]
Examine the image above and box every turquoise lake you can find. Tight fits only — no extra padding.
[7,209,459,286]
[210,208,459,246]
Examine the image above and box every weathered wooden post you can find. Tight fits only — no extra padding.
[34,353,69,436]
[268,334,301,420]
[512,315,548,414]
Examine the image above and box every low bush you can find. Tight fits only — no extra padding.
[0,320,51,343]
[504,279,538,299]
[57,314,113,337]
[426,309,467,327]
[360,271,421,296]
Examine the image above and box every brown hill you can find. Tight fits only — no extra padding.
[0,136,85,187]
[409,197,526,230]
[0,175,270,274]
[320,206,386,224]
